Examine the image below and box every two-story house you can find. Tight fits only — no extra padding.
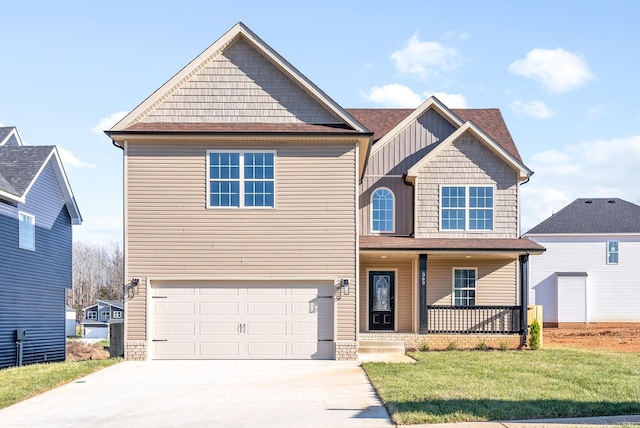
[0,126,82,368]
[107,23,543,361]
[81,300,125,339]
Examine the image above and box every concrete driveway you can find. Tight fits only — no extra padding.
[0,360,393,428]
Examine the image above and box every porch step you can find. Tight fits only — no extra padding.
[358,340,405,354]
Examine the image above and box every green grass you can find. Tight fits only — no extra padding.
[0,359,121,409]
[362,348,640,425]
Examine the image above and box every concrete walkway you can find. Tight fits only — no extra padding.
[0,360,393,428]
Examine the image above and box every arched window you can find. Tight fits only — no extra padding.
[371,188,395,233]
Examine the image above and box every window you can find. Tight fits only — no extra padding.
[441,186,493,231]
[607,241,619,264]
[113,311,123,319]
[453,268,476,306]
[100,311,110,320]
[87,311,97,320]
[371,188,394,233]
[208,151,275,208]
[19,212,35,250]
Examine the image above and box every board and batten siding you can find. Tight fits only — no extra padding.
[0,162,72,369]
[427,258,518,306]
[360,109,457,236]
[528,236,640,323]
[141,39,340,125]
[125,140,358,342]
[359,258,415,333]
[415,135,519,239]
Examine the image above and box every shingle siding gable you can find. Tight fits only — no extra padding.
[142,39,341,125]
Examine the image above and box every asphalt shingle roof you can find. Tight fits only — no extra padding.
[525,198,640,234]
[0,146,54,197]
[0,127,14,143]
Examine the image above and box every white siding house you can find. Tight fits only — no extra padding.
[525,198,640,326]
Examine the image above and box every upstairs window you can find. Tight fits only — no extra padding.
[113,311,123,319]
[100,311,110,320]
[453,268,477,306]
[87,311,97,320]
[208,151,275,208]
[441,186,494,231]
[19,212,35,251]
[607,241,619,264]
[371,188,395,233]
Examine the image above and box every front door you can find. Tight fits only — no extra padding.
[369,271,395,330]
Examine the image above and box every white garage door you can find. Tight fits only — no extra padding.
[84,326,108,339]
[150,282,334,360]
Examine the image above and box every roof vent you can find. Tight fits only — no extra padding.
[585,200,592,204]
[608,199,616,203]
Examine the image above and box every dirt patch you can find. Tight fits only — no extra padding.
[66,341,110,361]
[543,327,640,353]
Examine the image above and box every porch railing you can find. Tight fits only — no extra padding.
[424,305,522,334]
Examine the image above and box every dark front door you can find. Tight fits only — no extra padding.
[369,271,395,330]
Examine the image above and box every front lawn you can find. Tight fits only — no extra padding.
[0,359,120,409]
[362,348,640,425]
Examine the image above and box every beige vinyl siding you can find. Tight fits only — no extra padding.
[360,109,457,236]
[142,39,340,125]
[125,140,357,342]
[427,258,518,306]
[359,258,415,333]
[415,135,519,239]
[359,177,412,236]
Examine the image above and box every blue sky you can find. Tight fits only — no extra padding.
[2,1,639,244]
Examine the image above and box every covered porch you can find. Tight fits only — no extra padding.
[358,236,544,350]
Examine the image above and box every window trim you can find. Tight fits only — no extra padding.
[439,185,495,231]
[100,311,110,320]
[370,187,395,234]
[607,240,619,265]
[113,310,123,319]
[18,211,35,251]
[451,267,478,307]
[87,311,97,320]
[206,150,277,209]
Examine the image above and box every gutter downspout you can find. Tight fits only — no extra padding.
[520,252,530,347]
[402,172,415,237]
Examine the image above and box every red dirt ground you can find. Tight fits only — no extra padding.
[543,327,640,353]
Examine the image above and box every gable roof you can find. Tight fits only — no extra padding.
[347,103,523,163]
[0,146,82,224]
[404,121,532,182]
[525,198,640,235]
[0,127,24,147]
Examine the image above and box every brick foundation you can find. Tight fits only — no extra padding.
[335,341,358,360]
[124,341,147,361]
[359,333,523,351]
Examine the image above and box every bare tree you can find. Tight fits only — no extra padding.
[70,241,124,321]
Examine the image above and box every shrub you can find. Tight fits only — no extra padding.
[418,342,430,352]
[476,341,488,351]
[66,341,109,362]
[529,319,541,350]
[446,341,458,351]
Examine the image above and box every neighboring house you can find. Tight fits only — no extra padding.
[524,198,640,326]
[106,23,543,361]
[66,305,78,337]
[81,300,124,339]
[0,126,82,369]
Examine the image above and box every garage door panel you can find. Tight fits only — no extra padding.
[155,322,195,335]
[247,301,287,315]
[200,322,239,335]
[200,302,239,315]
[155,302,195,315]
[247,322,287,336]
[200,342,240,356]
[152,282,334,360]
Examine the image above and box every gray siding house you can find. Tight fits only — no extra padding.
[81,300,124,339]
[107,23,543,361]
[0,127,82,369]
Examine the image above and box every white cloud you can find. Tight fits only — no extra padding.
[390,34,461,79]
[511,100,553,119]
[92,111,128,134]
[57,147,97,170]
[427,92,468,108]
[508,48,594,93]
[522,135,640,232]
[363,84,423,108]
